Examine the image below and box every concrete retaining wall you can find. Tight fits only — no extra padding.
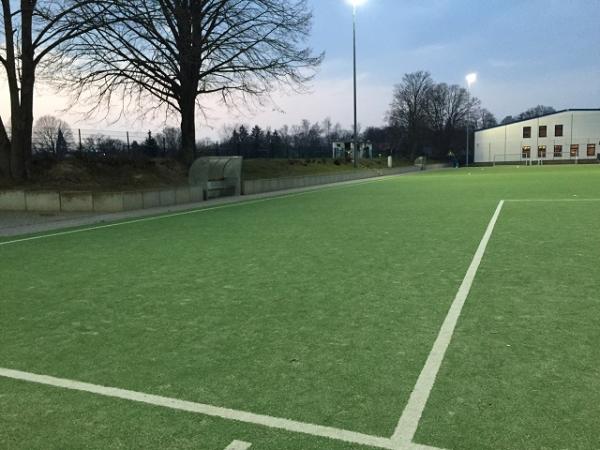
[123,192,144,211]
[0,186,205,212]
[61,192,93,212]
[159,189,176,206]
[241,165,443,196]
[93,192,125,213]
[25,192,61,212]
[142,191,161,209]
[175,187,191,205]
[0,164,449,212]
[0,190,26,210]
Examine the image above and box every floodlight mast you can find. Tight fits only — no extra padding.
[465,73,477,167]
[351,0,365,168]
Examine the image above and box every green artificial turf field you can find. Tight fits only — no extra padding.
[1,165,599,450]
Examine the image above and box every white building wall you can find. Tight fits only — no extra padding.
[475,110,600,163]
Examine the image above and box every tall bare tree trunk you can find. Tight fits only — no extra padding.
[20,79,36,178]
[179,94,196,165]
[19,0,35,178]
[0,117,10,178]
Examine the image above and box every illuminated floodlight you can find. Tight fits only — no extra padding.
[348,0,367,7]
[466,72,478,87]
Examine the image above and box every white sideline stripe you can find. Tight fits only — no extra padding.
[0,176,395,247]
[391,200,505,445]
[506,198,600,202]
[0,368,402,450]
[224,440,252,450]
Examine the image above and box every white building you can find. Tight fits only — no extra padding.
[475,109,600,164]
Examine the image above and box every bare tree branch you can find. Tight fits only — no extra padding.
[63,0,323,163]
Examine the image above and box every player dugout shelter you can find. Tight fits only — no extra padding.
[189,156,242,200]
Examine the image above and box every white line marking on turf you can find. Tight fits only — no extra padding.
[0,368,423,450]
[506,198,600,202]
[391,200,505,446]
[0,176,396,247]
[224,440,252,450]
[408,444,448,450]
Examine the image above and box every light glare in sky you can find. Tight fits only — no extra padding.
[466,73,478,87]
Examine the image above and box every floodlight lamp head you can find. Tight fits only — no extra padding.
[466,72,478,87]
[349,0,367,8]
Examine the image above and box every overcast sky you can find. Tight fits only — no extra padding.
[2,0,599,139]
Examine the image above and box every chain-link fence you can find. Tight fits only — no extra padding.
[32,127,182,159]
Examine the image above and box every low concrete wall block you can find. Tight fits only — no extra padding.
[26,191,61,212]
[0,190,26,211]
[61,191,93,212]
[93,192,125,213]
[142,191,161,209]
[123,192,144,211]
[175,187,191,205]
[159,189,176,206]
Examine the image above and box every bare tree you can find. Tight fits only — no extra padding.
[160,126,182,155]
[387,71,433,159]
[499,106,555,125]
[66,0,323,163]
[0,0,106,180]
[32,115,74,155]
[518,105,555,120]
[427,82,480,154]
[501,115,516,125]
[477,108,497,129]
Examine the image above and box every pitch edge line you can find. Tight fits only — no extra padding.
[0,368,443,450]
[0,175,398,247]
[391,200,505,446]
[506,198,600,202]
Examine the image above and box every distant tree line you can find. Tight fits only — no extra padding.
[11,89,559,167]
[205,119,355,159]
[500,105,556,125]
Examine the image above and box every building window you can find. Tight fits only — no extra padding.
[522,146,531,158]
[588,144,596,157]
[538,145,547,158]
[570,144,579,157]
[523,127,531,138]
[555,125,564,137]
[539,126,547,138]
[554,145,563,157]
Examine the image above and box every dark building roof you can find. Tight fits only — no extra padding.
[476,108,600,132]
